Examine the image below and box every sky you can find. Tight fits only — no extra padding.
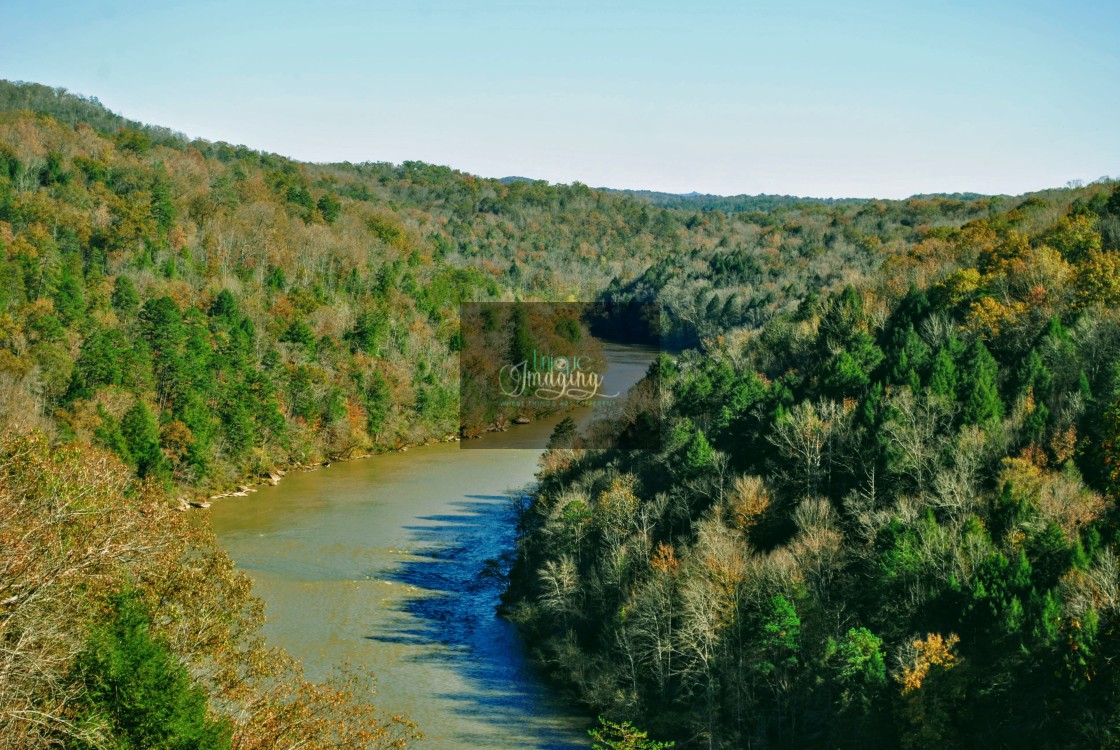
[2,0,1118,198]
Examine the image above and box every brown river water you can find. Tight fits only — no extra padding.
[209,343,657,749]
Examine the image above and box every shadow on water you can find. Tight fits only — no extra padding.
[367,493,589,750]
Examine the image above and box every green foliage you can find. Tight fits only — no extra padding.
[822,330,883,395]
[265,265,288,292]
[72,591,230,750]
[548,416,578,448]
[347,308,387,354]
[115,128,153,154]
[508,303,534,365]
[5,78,1120,750]
[888,325,930,390]
[93,405,131,461]
[363,371,390,438]
[961,340,1003,426]
[757,594,800,675]
[316,192,341,223]
[504,179,1120,750]
[121,400,168,481]
[67,328,131,400]
[589,717,675,750]
[928,344,959,398]
[111,275,140,314]
[829,627,886,715]
[281,319,317,356]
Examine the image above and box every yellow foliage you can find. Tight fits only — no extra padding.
[899,633,960,695]
[1051,425,1078,464]
[938,267,982,306]
[596,474,640,535]
[965,296,1027,340]
[1074,250,1120,309]
[1000,450,1105,539]
[725,475,771,532]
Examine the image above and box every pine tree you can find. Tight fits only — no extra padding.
[73,591,230,750]
[928,346,958,399]
[364,371,391,440]
[590,717,674,750]
[889,325,930,391]
[121,400,167,481]
[961,340,1003,427]
[111,275,140,314]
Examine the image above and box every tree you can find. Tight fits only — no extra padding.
[54,266,85,325]
[121,400,167,481]
[68,328,128,400]
[347,308,387,355]
[208,289,238,322]
[111,275,140,314]
[896,633,966,750]
[589,717,674,750]
[681,425,715,477]
[925,332,964,397]
[768,400,847,499]
[881,388,956,496]
[889,325,930,391]
[316,193,341,224]
[508,303,534,366]
[281,319,317,357]
[1104,398,1120,501]
[73,591,231,750]
[752,594,801,745]
[823,330,884,396]
[364,371,391,440]
[960,340,1003,427]
[548,416,579,449]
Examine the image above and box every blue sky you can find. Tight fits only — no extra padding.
[2,0,1117,198]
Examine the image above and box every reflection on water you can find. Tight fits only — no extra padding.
[209,343,656,749]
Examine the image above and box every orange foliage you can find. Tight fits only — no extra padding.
[899,633,960,695]
[651,542,680,575]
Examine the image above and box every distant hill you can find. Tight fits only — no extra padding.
[907,191,990,201]
[600,187,867,213]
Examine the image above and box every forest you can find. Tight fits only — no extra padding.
[504,180,1120,748]
[2,78,1119,748]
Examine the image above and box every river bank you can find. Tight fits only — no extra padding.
[208,343,657,749]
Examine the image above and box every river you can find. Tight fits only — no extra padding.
[209,342,657,749]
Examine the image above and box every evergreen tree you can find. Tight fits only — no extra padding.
[961,340,1003,427]
[111,275,140,314]
[508,303,535,366]
[316,193,341,224]
[889,325,930,390]
[121,400,168,481]
[73,591,230,750]
[208,289,238,323]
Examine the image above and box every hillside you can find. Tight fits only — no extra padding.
[504,178,1120,747]
[601,187,866,214]
[3,78,1118,750]
[0,80,1019,489]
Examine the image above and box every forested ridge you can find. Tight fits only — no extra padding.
[505,180,1120,748]
[0,80,911,489]
[3,78,1119,749]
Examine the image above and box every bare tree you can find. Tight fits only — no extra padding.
[767,399,850,499]
[538,555,580,628]
[881,388,957,498]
